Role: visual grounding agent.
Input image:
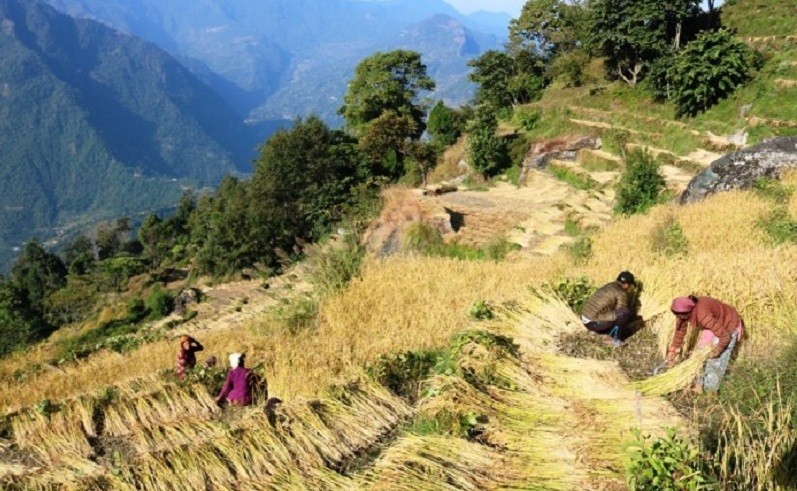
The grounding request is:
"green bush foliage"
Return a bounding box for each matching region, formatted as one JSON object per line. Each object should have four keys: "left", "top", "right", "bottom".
{"left": 306, "top": 234, "right": 366, "bottom": 297}
{"left": 626, "top": 428, "right": 712, "bottom": 491}
{"left": 614, "top": 150, "right": 667, "bottom": 215}
{"left": 651, "top": 216, "right": 690, "bottom": 257}
{"left": 427, "top": 101, "right": 465, "bottom": 147}
{"left": 565, "top": 236, "right": 593, "bottom": 264}
{"left": 668, "top": 29, "right": 757, "bottom": 117}
{"left": 467, "top": 106, "right": 511, "bottom": 177}
{"left": 469, "top": 300, "right": 495, "bottom": 321}
{"left": 544, "top": 276, "right": 596, "bottom": 314}
{"left": 757, "top": 207, "right": 797, "bottom": 244}
{"left": 268, "top": 297, "right": 319, "bottom": 335}
{"left": 367, "top": 349, "right": 441, "bottom": 401}
{"left": 144, "top": 287, "right": 174, "bottom": 320}
{"left": 753, "top": 177, "right": 793, "bottom": 204}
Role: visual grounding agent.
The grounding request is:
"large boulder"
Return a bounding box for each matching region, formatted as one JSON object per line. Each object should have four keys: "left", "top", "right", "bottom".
{"left": 520, "top": 136, "right": 599, "bottom": 184}
{"left": 680, "top": 137, "right": 797, "bottom": 204}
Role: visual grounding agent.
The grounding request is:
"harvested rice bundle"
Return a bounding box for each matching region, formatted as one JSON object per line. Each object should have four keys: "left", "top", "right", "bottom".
{"left": 632, "top": 348, "right": 711, "bottom": 396}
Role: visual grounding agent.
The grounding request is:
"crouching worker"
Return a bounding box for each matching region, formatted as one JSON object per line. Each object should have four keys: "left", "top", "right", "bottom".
{"left": 216, "top": 353, "right": 255, "bottom": 406}
{"left": 667, "top": 295, "right": 744, "bottom": 393}
{"left": 581, "top": 271, "right": 637, "bottom": 347}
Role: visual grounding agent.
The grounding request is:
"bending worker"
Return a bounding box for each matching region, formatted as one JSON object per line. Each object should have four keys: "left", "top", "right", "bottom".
{"left": 581, "top": 271, "right": 636, "bottom": 347}
{"left": 667, "top": 295, "right": 744, "bottom": 393}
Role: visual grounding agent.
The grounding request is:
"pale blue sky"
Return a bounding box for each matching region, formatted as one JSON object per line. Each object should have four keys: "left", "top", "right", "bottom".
{"left": 445, "top": 0, "right": 526, "bottom": 16}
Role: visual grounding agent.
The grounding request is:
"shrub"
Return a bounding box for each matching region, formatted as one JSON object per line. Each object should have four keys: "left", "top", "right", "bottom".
{"left": 544, "top": 277, "right": 596, "bottom": 314}
{"left": 669, "top": 29, "right": 757, "bottom": 117}
{"left": 402, "top": 221, "right": 444, "bottom": 252}
{"left": 268, "top": 297, "right": 319, "bottom": 335}
{"left": 469, "top": 300, "right": 494, "bottom": 321}
{"left": 550, "top": 49, "right": 590, "bottom": 87}
{"left": 549, "top": 165, "right": 597, "bottom": 190}
{"left": 753, "top": 177, "right": 793, "bottom": 204}
{"left": 626, "top": 428, "right": 712, "bottom": 491}
{"left": 651, "top": 216, "right": 690, "bottom": 257}
{"left": 145, "top": 287, "right": 174, "bottom": 320}
{"left": 565, "top": 236, "right": 593, "bottom": 264}
{"left": 467, "top": 106, "right": 510, "bottom": 177}
{"left": 615, "top": 150, "right": 667, "bottom": 215}
{"left": 757, "top": 207, "right": 797, "bottom": 244}
{"left": 484, "top": 238, "right": 521, "bottom": 261}
{"left": 306, "top": 234, "right": 366, "bottom": 297}
{"left": 367, "top": 349, "right": 441, "bottom": 401}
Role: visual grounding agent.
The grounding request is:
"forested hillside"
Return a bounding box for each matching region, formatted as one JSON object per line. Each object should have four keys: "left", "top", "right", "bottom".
{"left": 44, "top": 0, "right": 507, "bottom": 123}
{"left": 1, "top": 0, "right": 797, "bottom": 489}
{"left": 0, "top": 0, "right": 268, "bottom": 268}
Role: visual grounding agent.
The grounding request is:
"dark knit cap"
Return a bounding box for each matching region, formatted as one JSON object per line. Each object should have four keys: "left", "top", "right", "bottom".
{"left": 617, "top": 271, "right": 636, "bottom": 285}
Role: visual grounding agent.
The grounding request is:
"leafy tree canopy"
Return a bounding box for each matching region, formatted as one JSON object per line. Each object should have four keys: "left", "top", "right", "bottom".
{"left": 11, "top": 240, "right": 67, "bottom": 312}
{"left": 468, "top": 50, "right": 546, "bottom": 109}
{"left": 339, "top": 50, "right": 435, "bottom": 138}
{"left": 508, "top": 0, "right": 588, "bottom": 59}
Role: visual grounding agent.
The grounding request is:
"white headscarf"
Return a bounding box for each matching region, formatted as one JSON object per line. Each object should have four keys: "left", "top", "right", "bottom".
{"left": 229, "top": 352, "right": 243, "bottom": 368}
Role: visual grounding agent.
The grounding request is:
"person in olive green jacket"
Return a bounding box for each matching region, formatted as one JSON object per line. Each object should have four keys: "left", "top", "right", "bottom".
{"left": 581, "top": 271, "right": 636, "bottom": 346}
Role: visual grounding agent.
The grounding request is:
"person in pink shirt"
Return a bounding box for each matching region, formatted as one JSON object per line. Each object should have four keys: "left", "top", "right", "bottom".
{"left": 215, "top": 352, "right": 255, "bottom": 406}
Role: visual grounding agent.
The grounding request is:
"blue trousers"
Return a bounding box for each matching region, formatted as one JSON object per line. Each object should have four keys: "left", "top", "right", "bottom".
{"left": 699, "top": 331, "right": 738, "bottom": 392}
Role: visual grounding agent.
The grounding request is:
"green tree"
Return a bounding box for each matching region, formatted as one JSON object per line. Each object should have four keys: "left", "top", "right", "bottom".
{"left": 248, "top": 117, "right": 361, "bottom": 269}
{"left": 43, "top": 276, "right": 98, "bottom": 327}
{"left": 339, "top": 50, "right": 435, "bottom": 138}
{"left": 668, "top": 29, "right": 756, "bottom": 117}
{"left": 468, "top": 50, "right": 546, "bottom": 109}
{"left": 11, "top": 240, "right": 67, "bottom": 313}
{"left": 467, "top": 106, "right": 510, "bottom": 177}
{"left": 589, "top": 0, "right": 670, "bottom": 86}
{"left": 359, "top": 110, "right": 418, "bottom": 179}
{"left": 508, "top": 0, "right": 588, "bottom": 59}
{"left": 427, "top": 101, "right": 465, "bottom": 148}
{"left": 63, "top": 235, "right": 95, "bottom": 275}
{"left": 138, "top": 214, "right": 170, "bottom": 269}
{"left": 191, "top": 177, "right": 256, "bottom": 276}
{"left": 0, "top": 280, "right": 42, "bottom": 356}
{"left": 614, "top": 150, "right": 666, "bottom": 215}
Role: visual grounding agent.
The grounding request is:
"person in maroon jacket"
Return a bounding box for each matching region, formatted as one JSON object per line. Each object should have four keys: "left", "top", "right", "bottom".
{"left": 175, "top": 335, "right": 204, "bottom": 380}
{"left": 666, "top": 295, "right": 744, "bottom": 393}
{"left": 215, "top": 352, "right": 256, "bottom": 406}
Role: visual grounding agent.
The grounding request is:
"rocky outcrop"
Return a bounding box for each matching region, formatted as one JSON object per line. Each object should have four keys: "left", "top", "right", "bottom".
{"left": 680, "top": 137, "right": 797, "bottom": 204}
{"left": 520, "top": 136, "right": 599, "bottom": 184}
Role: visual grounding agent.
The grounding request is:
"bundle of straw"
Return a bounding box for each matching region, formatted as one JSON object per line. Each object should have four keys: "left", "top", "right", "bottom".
{"left": 632, "top": 348, "right": 711, "bottom": 396}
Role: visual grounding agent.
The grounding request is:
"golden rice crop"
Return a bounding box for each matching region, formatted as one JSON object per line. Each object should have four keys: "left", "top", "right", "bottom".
{"left": 632, "top": 348, "right": 712, "bottom": 396}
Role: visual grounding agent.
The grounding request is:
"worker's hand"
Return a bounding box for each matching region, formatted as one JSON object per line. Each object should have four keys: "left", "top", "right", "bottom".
{"left": 666, "top": 352, "right": 677, "bottom": 368}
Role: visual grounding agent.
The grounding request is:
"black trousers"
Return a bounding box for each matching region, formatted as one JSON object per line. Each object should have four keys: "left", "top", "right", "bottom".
{"left": 584, "top": 307, "right": 633, "bottom": 334}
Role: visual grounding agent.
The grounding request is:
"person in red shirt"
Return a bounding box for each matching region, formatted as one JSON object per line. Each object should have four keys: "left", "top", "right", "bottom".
{"left": 216, "top": 352, "right": 256, "bottom": 406}
{"left": 666, "top": 295, "right": 744, "bottom": 393}
{"left": 175, "top": 335, "right": 204, "bottom": 380}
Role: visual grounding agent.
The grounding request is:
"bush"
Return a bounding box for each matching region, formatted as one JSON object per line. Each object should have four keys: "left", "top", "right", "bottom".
{"left": 467, "top": 106, "right": 510, "bottom": 177}
{"left": 367, "top": 349, "right": 441, "bottom": 401}
{"left": 550, "top": 49, "right": 590, "bottom": 88}
{"left": 306, "top": 234, "right": 366, "bottom": 297}
{"left": 669, "top": 29, "right": 757, "bottom": 117}
{"left": 402, "top": 221, "right": 444, "bottom": 252}
{"left": 469, "top": 300, "right": 494, "bottom": 320}
{"left": 651, "top": 216, "right": 690, "bottom": 257}
{"left": 544, "top": 277, "right": 596, "bottom": 314}
{"left": 565, "top": 236, "right": 593, "bottom": 264}
{"left": 626, "top": 428, "right": 712, "bottom": 491}
{"left": 145, "top": 287, "right": 174, "bottom": 320}
{"left": 753, "top": 177, "right": 793, "bottom": 204}
{"left": 268, "top": 297, "right": 319, "bottom": 335}
{"left": 757, "top": 207, "right": 797, "bottom": 244}
{"left": 615, "top": 150, "right": 667, "bottom": 215}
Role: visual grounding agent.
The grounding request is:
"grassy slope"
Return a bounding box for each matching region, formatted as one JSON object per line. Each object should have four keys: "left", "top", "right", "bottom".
{"left": 2, "top": 1, "right": 797, "bottom": 487}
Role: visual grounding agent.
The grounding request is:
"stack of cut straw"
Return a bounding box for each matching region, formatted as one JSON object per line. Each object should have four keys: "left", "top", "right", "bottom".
{"left": 632, "top": 348, "right": 712, "bottom": 396}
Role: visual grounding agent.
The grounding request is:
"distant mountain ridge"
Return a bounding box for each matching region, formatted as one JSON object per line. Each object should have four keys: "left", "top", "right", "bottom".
{"left": 0, "top": 0, "right": 269, "bottom": 267}
{"left": 44, "top": 0, "right": 509, "bottom": 123}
